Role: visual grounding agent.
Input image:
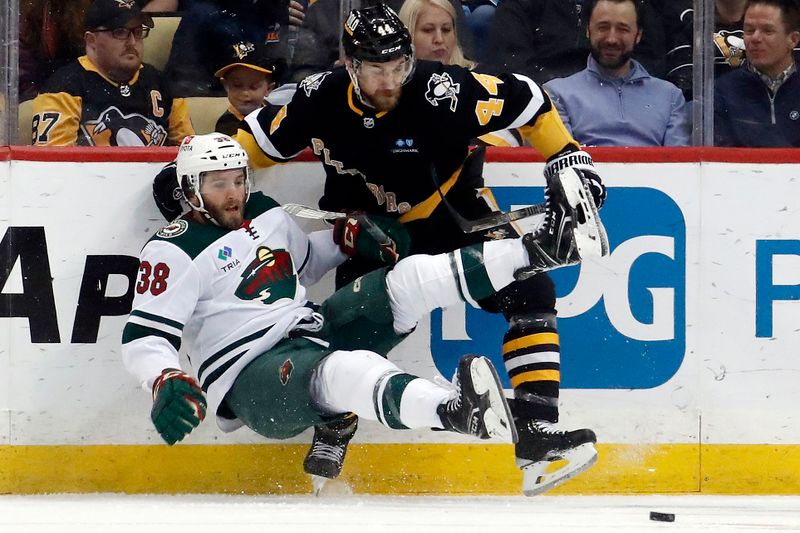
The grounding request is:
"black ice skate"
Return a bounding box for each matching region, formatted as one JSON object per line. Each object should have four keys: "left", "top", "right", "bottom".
{"left": 304, "top": 414, "right": 358, "bottom": 491}
{"left": 437, "top": 355, "right": 517, "bottom": 442}
{"left": 516, "top": 167, "right": 609, "bottom": 280}
{"left": 515, "top": 418, "right": 598, "bottom": 496}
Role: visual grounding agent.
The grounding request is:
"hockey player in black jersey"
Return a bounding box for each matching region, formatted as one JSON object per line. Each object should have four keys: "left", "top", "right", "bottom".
{"left": 153, "top": 3, "right": 609, "bottom": 495}
{"left": 242, "top": 3, "right": 610, "bottom": 496}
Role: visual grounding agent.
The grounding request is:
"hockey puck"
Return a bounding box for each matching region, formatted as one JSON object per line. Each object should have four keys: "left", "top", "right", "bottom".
{"left": 649, "top": 511, "right": 675, "bottom": 522}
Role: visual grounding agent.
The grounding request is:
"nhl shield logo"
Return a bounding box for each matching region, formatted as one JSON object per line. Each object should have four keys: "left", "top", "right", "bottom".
{"left": 279, "top": 359, "right": 294, "bottom": 385}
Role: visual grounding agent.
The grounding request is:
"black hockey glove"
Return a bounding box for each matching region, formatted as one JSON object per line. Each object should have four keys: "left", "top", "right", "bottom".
{"left": 544, "top": 149, "right": 606, "bottom": 208}
{"left": 333, "top": 215, "right": 410, "bottom": 265}
{"left": 153, "top": 162, "right": 184, "bottom": 221}
{"left": 151, "top": 368, "right": 207, "bottom": 445}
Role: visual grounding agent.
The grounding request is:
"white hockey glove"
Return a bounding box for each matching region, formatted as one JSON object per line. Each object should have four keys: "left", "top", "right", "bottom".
{"left": 544, "top": 150, "right": 606, "bottom": 208}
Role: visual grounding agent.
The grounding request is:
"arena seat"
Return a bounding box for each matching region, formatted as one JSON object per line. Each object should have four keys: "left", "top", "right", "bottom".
{"left": 185, "top": 97, "right": 231, "bottom": 135}
{"left": 18, "top": 99, "right": 34, "bottom": 145}
{"left": 143, "top": 16, "right": 181, "bottom": 71}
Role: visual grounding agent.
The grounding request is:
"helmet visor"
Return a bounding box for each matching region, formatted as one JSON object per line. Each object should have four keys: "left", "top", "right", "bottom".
{"left": 353, "top": 55, "right": 414, "bottom": 87}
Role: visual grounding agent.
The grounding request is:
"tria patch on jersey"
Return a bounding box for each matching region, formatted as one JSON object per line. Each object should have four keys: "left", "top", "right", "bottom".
{"left": 157, "top": 219, "right": 189, "bottom": 238}
{"left": 279, "top": 358, "right": 294, "bottom": 385}
{"left": 425, "top": 72, "right": 460, "bottom": 112}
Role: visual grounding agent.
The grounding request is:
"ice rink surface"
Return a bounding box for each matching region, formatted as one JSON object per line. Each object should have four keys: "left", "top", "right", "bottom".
{"left": 1, "top": 492, "right": 799, "bottom": 532}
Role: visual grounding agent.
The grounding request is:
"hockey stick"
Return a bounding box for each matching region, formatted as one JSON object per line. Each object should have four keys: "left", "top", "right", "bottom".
{"left": 282, "top": 203, "right": 399, "bottom": 261}
{"left": 284, "top": 198, "right": 546, "bottom": 235}
{"left": 428, "top": 166, "right": 546, "bottom": 233}
{"left": 282, "top": 203, "right": 348, "bottom": 221}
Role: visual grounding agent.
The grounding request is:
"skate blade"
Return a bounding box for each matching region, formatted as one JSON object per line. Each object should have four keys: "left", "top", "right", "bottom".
{"left": 517, "top": 442, "right": 598, "bottom": 496}
{"left": 310, "top": 474, "right": 353, "bottom": 497}
{"left": 469, "top": 357, "right": 518, "bottom": 443}
{"left": 557, "top": 168, "right": 609, "bottom": 259}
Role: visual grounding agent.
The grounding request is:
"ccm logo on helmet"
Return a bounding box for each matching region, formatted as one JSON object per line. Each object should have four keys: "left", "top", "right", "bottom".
{"left": 382, "top": 45, "right": 402, "bottom": 54}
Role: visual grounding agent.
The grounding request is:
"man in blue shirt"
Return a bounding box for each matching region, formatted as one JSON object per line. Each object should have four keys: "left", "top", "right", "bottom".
{"left": 543, "top": 0, "right": 690, "bottom": 147}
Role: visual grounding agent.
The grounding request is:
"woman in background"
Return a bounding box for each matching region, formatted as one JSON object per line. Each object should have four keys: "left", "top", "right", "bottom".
{"left": 399, "top": 0, "right": 475, "bottom": 68}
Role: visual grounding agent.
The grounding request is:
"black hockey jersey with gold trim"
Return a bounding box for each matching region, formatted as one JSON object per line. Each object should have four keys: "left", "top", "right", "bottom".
{"left": 31, "top": 56, "right": 194, "bottom": 146}
{"left": 240, "top": 61, "right": 580, "bottom": 253}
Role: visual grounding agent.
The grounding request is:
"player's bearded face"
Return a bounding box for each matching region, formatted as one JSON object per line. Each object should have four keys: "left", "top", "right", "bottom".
{"left": 354, "top": 57, "right": 410, "bottom": 112}
{"left": 199, "top": 169, "right": 248, "bottom": 230}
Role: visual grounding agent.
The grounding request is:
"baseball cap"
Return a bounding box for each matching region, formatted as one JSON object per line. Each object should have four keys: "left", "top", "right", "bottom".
{"left": 84, "top": 0, "right": 154, "bottom": 31}
{"left": 214, "top": 41, "right": 275, "bottom": 78}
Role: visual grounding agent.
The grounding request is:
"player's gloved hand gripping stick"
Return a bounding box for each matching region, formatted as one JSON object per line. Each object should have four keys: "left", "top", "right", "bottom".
{"left": 282, "top": 205, "right": 410, "bottom": 264}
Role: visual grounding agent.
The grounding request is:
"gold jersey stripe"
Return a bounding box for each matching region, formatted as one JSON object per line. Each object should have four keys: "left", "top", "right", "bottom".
{"left": 398, "top": 165, "right": 461, "bottom": 224}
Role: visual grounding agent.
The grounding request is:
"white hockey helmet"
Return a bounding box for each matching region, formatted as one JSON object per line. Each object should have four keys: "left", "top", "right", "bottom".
{"left": 175, "top": 133, "right": 251, "bottom": 221}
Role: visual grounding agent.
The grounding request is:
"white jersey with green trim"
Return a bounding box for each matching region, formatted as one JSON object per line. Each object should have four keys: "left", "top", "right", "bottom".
{"left": 121, "top": 192, "right": 345, "bottom": 432}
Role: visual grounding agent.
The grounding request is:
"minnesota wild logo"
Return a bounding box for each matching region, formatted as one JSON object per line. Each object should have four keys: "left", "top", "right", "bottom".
{"left": 235, "top": 246, "right": 296, "bottom": 304}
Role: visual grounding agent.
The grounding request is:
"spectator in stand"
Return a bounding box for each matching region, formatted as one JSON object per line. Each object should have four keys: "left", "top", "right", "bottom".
{"left": 543, "top": 0, "right": 690, "bottom": 147}
{"left": 163, "top": 0, "right": 291, "bottom": 97}
{"left": 715, "top": 0, "right": 800, "bottom": 147}
{"left": 31, "top": 0, "right": 193, "bottom": 146}
{"left": 19, "top": 0, "right": 184, "bottom": 101}
{"left": 399, "top": 0, "right": 475, "bottom": 68}
{"left": 486, "top": 0, "right": 667, "bottom": 86}
{"left": 212, "top": 41, "right": 276, "bottom": 136}
{"left": 19, "top": 0, "right": 93, "bottom": 101}
{"left": 289, "top": 0, "right": 472, "bottom": 82}
{"left": 665, "top": 0, "right": 749, "bottom": 100}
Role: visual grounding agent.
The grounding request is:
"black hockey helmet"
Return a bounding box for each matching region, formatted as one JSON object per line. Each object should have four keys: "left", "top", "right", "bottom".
{"left": 342, "top": 3, "right": 413, "bottom": 63}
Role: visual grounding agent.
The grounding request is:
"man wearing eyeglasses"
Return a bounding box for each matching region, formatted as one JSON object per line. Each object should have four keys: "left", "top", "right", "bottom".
{"left": 31, "top": 0, "right": 194, "bottom": 146}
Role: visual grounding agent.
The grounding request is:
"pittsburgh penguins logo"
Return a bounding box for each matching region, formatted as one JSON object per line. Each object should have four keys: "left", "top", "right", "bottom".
{"left": 235, "top": 246, "right": 297, "bottom": 304}
{"left": 425, "top": 72, "right": 460, "bottom": 112}
{"left": 82, "top": 106, "right": 167, "bottom": 146}
{"left": 713, "top": 30, "right": 745, "bottom": 67}
{"left": 232, "top": 41, "right": 256, "bottom": 60}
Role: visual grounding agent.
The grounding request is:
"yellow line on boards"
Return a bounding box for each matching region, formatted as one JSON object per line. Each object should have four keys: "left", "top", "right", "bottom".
{"left": 0, "top": 444, "right": 798, "bottom": 495}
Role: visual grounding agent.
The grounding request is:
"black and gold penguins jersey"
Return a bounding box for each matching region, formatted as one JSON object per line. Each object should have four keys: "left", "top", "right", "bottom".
{"left": 31, "top": 56, "right": 194, "bottom": 146}
{"left": 238, "top": 61, "right": 581, "bottom": 254}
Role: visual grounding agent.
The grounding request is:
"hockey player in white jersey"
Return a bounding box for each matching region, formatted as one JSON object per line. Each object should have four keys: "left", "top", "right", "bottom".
{"left": 122, "top": 133, "right": 606, "bottom": 490}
